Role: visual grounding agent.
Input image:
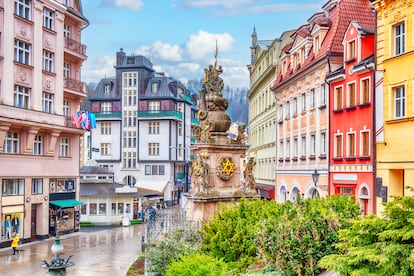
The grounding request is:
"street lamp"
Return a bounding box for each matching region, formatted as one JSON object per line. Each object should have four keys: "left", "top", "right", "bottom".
{"left": 312, "top": 169, "right": 319, "bottom": 186}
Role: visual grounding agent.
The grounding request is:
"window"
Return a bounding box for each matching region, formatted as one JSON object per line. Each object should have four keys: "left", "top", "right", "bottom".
{"left": 145, "top": 165, "right": 151, "bottom": 175}
{"left": 361, "top": 78, "right": 370, "bottom": 104}
{"left": 149, "top": 122, "right": 159, "bottom": 134}
{"left": 335, "top": 134, "right": 342, "bottom": 158}
{"left": 278, "top": 104, "right": 283, "bottom": 121}
{"left": 63, "top": 24, "right": 71, "bottom": 38}
{"left": 347, "top": 40, "right": 356, "bottom": 60}
{"left": 310, "top": 134, "right": 316, "bottom": 155}
{"left": 63, "top": 63, "right": 70, "bottom": 78}
{"left": 320, "top": 132, "right": 326, "bottom": 154}
{"left": 43, "top": 8, "right": 54, "bottom": 30}
{"left": 123, "top": 151, "right": 136, "bottom": 169}
{"left": 101, "top": 102, "right": 112, "bottom": 113}
{"left": 123, "top": 131, "right": 136, "bottom": 148}
{"left": 4, "top": 132, "right": 19, "bottom": 154}
{"left": 286, "top": 139, "right": 290, "bottom": 158}
{"left": 178, "top": 123, "right": 183, "bottom": 136}
{"left": 2, "top": 179, "right": 24, "bottom": 196}
{"left": 14, "top": 0, "right": 31, "bottom": 20}
{"left": 347, "top": 82, "right": 356, "bottom": 107}
{"left": 31, "top": 178, "right": 43, "bottom": 194}
{"left": 99, "top": 203, "right": 107, "bottom": 215}
{"left": 100, "top": 143, "right": 111, "bottom": 156}
{"left": 118, "top": 203, "right": 124, "bottom": 214}
{"left": 122, "top": 72, "right": 137, "bottom": 88}
{"left": 293, "top": 98, "right": 297, "bottom": 115}
{"left": 159, "top": 165, "right": 165, "bottom": 175}
{"left": 148, "top": 143, "right": 159, "bottom": 156}
{"left": 338, "top": 186, "right": 354, "bottom": 196}
{"left": 302, "top": 93, "right": 306, "bottom": 112}
{"left": 42, "top": 92, "right": 54, "bottom": 113}
{"left": 177, "top": 103, "right": 184, "bottom": 113}
{"left": 394, "top": 86, "right": 405, "bottom": 119}
{"left": 149, "top": 101, "right": 160, "bottom": 112}
{"left": 347, "top": 132, "right": 356, "bottom": 157}
{"left": 151, "top": 82, "right": 158, "bottom": 93}
{"left": 320, "top": 84, "right": 326, "bottom": 105}
{"left": 101, "top": 122, "right": 111, "bottom": 135}
{"left": 152, "top": 165, "right": 158, "bottom": 175}
{"left": 301, "top": 136, "right": 306, "bottom": 157}
{"left": 42, "top": 50, "right": 54, "bottom": 72}
{"left": 279, "top": 141, "right": 284, "bottom": 159}
{"left": 285, "top": 101, "right": 290, "bottom": 117}
{"left": 59, "top": 137, "right": 70, "bottom": 157}
{"left": 63, "top": 99, "right": 70, "bottom": 116}
{"left": 314, "top": 36, "right": 320, "bottom": 52}
{"left": 33, "top": 135, "right": 43, "bottom": 155}
{"left": 104, "top": 84, "right": 110, "bottom": 95}
{"left": 49, "top": 178, "right": 75, "bottom": 193}
{"left": 335, "top": 86, "right": 343, "bottom": 111}
{"left": 310, "top": 89, "right": 315, "bottom": 109}
{"left": 293, "top": 138, "right": 298, "bottom": 157}
{"left": 178, "top": 144, "right": 183, "bottom": 157}
{"left": 14, "top": 40, "right": 31, "bottom": 65}
{"left": 14, "top": 85, "right": 30, "bottom": 109}
{"left": 89, "top": 203, "right": 97, "bottom": 215}
{"left": 394, "top": 22, "right": 405, "bottom": 56}
{"left": 361, "top": 131, "right": 370, "bottom": 157}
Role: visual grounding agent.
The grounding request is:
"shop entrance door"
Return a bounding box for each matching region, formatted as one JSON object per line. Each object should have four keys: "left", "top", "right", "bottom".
{"left": 31, "top": 204, "right": 37, "bottom": 240}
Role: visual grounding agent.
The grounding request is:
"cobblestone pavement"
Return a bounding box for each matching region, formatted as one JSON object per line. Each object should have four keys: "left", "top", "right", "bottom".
{"left": 0, "top": 224, "right": 144, "bottom": 276}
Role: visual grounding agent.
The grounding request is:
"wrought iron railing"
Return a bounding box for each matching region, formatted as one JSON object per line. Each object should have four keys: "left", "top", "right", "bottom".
{"left": 64, "top": 38, "right": 87, "bottom": 56}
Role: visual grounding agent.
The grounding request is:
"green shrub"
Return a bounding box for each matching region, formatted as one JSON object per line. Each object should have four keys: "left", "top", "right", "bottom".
{"left": 166, "top": 253, "right": 227, "bottom": 276}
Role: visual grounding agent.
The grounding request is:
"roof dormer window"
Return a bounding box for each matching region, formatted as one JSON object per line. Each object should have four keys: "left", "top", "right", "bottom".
{"left": 314, "top": 35, "right": 320, "bottom": 53}
{"left": 104, "top": 84, "right": 110, "bottom": 95}
{"left": 151, "top": 82, "right": 158, "bottom": 93}
{"left": 347, "top": 40, "right": 356, "bottom": 61}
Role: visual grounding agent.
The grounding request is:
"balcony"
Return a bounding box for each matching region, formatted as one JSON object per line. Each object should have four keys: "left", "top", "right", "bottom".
{"left": 64, "top": 38, "right": 87, "bottom": 58}
{"left": 137, "top": 110, "right": 182, "bottom": 121}
{"left": 191, "top": 117, "right": 200, "bottom": 126}
{"left": 95, "top": 112, "right": 122, "bottom": 120}
{"left": 64, "top": 78, "right": 85, "bottom": 95}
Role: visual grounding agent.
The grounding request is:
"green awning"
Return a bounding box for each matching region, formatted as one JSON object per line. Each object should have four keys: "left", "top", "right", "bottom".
{"left": 50, "top": 199, "right": 85, "bottom": 208}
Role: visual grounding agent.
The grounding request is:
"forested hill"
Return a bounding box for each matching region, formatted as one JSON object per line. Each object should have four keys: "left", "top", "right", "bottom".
{"left": 186, "top": 79, "right": 249, "bottom": 126}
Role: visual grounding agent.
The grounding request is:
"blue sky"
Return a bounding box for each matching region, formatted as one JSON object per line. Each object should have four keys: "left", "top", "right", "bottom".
{"left": 81, "top": 0, "right": 324, "bottom": 89}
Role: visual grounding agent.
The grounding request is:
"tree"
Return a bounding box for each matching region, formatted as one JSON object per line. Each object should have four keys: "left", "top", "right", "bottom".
{"left": 319, "top": 195, "right": 414, "bottom": 275}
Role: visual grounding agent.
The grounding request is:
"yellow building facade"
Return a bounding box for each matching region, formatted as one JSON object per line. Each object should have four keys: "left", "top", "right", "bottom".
{"left": 373, "top": 0, "right": 414, "bottom": 214}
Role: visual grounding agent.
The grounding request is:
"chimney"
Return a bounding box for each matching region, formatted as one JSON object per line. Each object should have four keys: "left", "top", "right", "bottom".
{"left": 116, "top": 48, "right": 125, "bottom": 65}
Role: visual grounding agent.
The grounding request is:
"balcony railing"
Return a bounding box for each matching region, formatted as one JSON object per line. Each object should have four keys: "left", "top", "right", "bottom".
{"left": 64, "top": 78, "right": 85, "bottom": 93}
{"left": 191, "top": 117, "right": 200, "bottom": 125}
{"left": 64, "top": 38, "right": 87, "bottom": 57}
{"left": 137, "top": 110, "right": 182, "bottom": 120}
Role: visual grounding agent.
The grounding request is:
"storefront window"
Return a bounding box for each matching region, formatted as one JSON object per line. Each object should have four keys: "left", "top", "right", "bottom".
{"left": 111, "top": 203, "right": 116, "bottom": 214}
{"left": 89, "top": 203, "right": 97, "bottom": 215}
{"left": 99, "top": 203, "right": 106, "bottom": 215}
{"left": 55, "top": 209, "right": 74, "bottom": 232}
{"left": 2, "top": 213, "right": 23, "bottom": 240}
{"left": 126, "top": 203, "right": 131, "bottom": 214}
{"left": 118, "top": 203, "right": 124, "bottom": 214}
{"left": 80, "top": 205, "right": 86, "bottom": 215}
{"left": 2, "top": 179, "right": 24, "bottom": 196}
{"left": 49, "top": 178, "right": 76, "bottom": 193}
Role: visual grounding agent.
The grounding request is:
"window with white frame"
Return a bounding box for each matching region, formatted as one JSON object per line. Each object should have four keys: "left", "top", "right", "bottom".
{"left": 360, "top": 130, "right": 370, "bottom": 157}
{"left": 334, "top": 133, "right": 343, "bottom": 158}
{"left": 122, "top": 151, "right": 136, "bottom": 168}
{"left": 149, "top": 101, "right": 160, "bottom": 112}
{"left": 347, "top": 40, "right": 356, "bottom": 60}
{"left": 394, "top": 86, "right": 405, "bottom": 119}
{"left": 123, "top": 131, "right": 136, "bottom": 148}
{"left": 14, "top": 85, "right": 30, "bottom": 108}
{"left": 148, "top": 122, "right": 160, "bottom": 134}
{"left": 33, "top": 135, "right": 43, "bottom": 155}
{"left": 14, "top": 0, "right": 31, "bottom": 20}
{"left": 178, "top": 122, "right": 183, "bottom": 136}
{"left": 293, "top": 137, "right": 298, "bottom": 157}
{"left": 310, "top": 89, "right": 315, "bottom": 109}
{"left": 63, "top": 63, "right": 70, "bottom": 78}
{"left": 347, "top": 132, "right": 356, "bottom": 157}
{"left": 43, "top": 8, "right": 54, "bottom": 30}
{"left": 279, "top": 141, "right": 284, "bottom": 159}
{"left": 2, "top": 179, "right": 24, "bottom": 196}
{"left": 63, "top": 99, "right": 70, "bottom": 116}
{"left": 100, "top": 143, "right": 111, "bottom": 156}
{"left": 301, "top": 136, "right": 306, "bottom": 157}
{"left": 286, "top": 139, "right": 290, "bottom": 158}
{"left": 394, "top": 22, "right": 405, "bottom": 56}
{"left": 64, "top": 24, "right": 71, "bottom": 38}
{"left": 334, "top": 86, "right": 343, "bottom": 111}
{"left": 101, "top": 122, "right": 111, "bottom": 135}
{"left": 310, "top": 134, "right": 316, "bottom": 155}
{"left": 151, "top": 82, "right": 158, "bottom": 93}
{"left": 293, "top": 98, "right": 297, "bottom": 116}
{"left": 302, "top": 93, "right": 306, "bottom": 112}
{"left": 285, "top": 101, "right": 290, "bottom": 117}
{"left": 59, "top": 137, "right": 70, "bottom": 157}
{"left": 347, "top": 82, "right": 356, "bottom": 107}
{"left": 178, "top": 144, "right": 183, "bottom": 156}
{"left": 320, "top": 132, "right": 326, "bottom": 154}
{"left": 104, "top": 84, "right": 110, "bottom": 95}
{"left": 42, "top": 50, "right": 54, "bottom": 72}
{"left": 278, "top": 104, "right": 283, "bottom": 121}
{"left": 14, "top": 39, "right": 31, "bottom": 65}
{"left": 177, "top": 103, "right": 183, "bottom": 113}
{"left": 361, "top": 78, "right": 370, "bottom": 104}
{"left": 148, "top": 143, "right": 160, "bottom": 156}
{"left": 4, "top": 132, "right": 19, "bottom": 154}
{"left": 320, "top": 84, "right": 326, "bottom": 105}
{"left": 101, "top": 102, "right": 112, "bottom": 113}
{"left": 42, "top": 92, "right": 54, "bottom": 113}
{"left": 31, "top": 178, "right": 43, "bottom": 194}
{"left": 122, "top": 72, "right": 137, "bottom": 88}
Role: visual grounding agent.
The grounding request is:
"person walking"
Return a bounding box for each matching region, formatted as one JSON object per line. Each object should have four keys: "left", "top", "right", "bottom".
{"left": 11, "top": 233, "right": 20, "bottom": 255}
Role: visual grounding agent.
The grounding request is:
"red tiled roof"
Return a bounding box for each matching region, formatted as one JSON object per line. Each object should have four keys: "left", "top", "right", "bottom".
{"left": 272, "top": 0, "right": 375, "bottom": 90}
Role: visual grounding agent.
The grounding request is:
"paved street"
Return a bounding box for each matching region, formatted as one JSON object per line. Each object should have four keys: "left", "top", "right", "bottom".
{"left": 0, "top": 224, "right": 145, "bottom": 276}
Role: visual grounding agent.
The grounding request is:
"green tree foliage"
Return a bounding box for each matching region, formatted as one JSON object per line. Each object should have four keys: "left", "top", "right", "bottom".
{"left": 319, "top": 196, "right": 414, "bottom": 275}
{"left": 165, "top": 253, "right": 228, "bottom": 276}
{"left": 257, "top": 196, "right": 360, "bottom": 275}
{"left": 146, "top": 227, "right": 200, "bottom": 275}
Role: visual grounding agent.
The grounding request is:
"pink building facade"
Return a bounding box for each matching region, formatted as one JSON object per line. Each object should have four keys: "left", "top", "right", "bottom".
{"left": 0, "top": 0, "right": 88, "bottom": 247}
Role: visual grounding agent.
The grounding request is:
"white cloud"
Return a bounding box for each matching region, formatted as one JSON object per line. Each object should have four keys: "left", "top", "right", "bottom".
{"left": 82, "top": 56, "right": 115, "bottom": 84}
{"left": 135, "top": 42, "right": 183, "bottom": 62}
{"left": 101, "top": 0, "right": 144, "bottom": 11}
{"left": 185, "top": 30, "right": 234, "bottom": 60}
{"left": 178, "top": 0, "right": 254, "bottom": 9}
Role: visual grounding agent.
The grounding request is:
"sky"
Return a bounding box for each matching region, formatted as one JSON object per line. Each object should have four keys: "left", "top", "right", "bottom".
{"left": 81, "top": 0, "right": 325, "bottom": 89}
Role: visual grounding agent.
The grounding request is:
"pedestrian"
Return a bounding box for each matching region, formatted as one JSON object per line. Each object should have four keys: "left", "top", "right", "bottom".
{"left": 11, "top": 233, "right": 19, "bottom": 255}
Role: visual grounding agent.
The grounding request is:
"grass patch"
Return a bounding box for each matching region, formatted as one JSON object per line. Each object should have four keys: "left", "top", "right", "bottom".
{"left": 80, "top": 221, "right": 95, "bottom": 227}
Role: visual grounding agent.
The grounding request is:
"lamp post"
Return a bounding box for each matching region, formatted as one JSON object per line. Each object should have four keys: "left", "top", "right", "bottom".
{"left": 41, "top": 233, "right": 74, "bottom": 275}
{"left": 311, "top": 169, "right": 320, "bottom": 199}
